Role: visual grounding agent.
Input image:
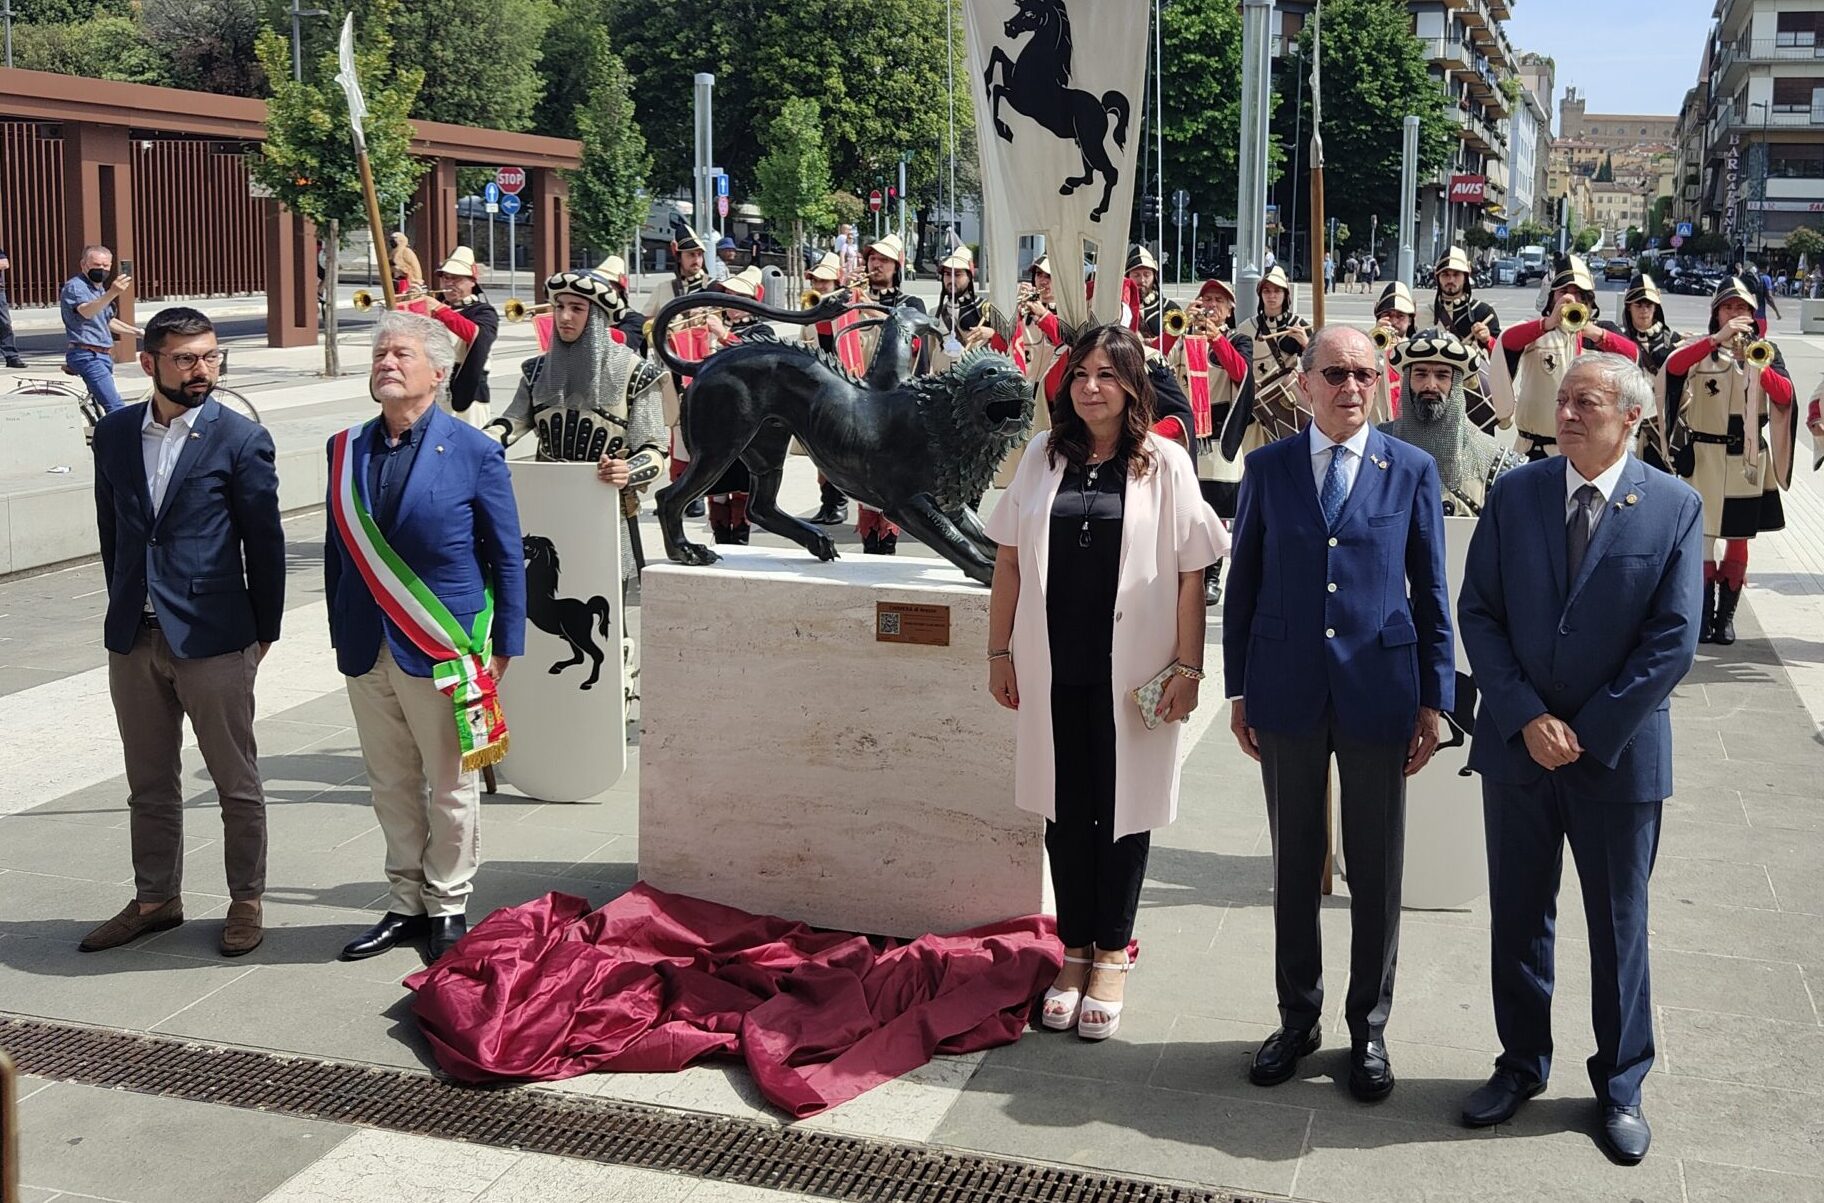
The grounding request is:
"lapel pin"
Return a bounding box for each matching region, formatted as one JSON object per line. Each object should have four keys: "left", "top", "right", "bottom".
{"left": 189, "top": 432, "right": 201, "bottom": 440}
{"left": 1624, "top": 492, "right": 1638, "bottom": 506}
{"left": 435, "top": 444, "right": 446, "bottom": 453}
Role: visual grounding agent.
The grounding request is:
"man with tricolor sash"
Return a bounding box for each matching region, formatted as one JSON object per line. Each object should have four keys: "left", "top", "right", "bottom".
{"left": 325, "top": 311, "right": 526, "bottom": 965}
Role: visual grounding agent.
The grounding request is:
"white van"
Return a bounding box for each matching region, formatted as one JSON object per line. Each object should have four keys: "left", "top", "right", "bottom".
{"left": 1516, "top": 245, "right": 1548, "bottom": 285}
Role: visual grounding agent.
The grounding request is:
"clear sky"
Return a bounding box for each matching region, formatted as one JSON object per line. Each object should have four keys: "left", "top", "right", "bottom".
{"left": 1501, "top": 0, "right": 1716, "bottom": 126}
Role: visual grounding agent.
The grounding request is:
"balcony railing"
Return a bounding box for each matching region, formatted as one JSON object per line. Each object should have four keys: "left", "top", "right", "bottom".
{"left": 1425, "top": 37, "right": 1472, "bottom": 73}
{"left": 1715, "top": 38, "right": 1824, "bottom": 81}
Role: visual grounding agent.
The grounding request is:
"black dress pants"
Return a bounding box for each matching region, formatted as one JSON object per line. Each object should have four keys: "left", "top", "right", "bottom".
{"left": 1047, "top": 680, "right": 1149, "bottom": 951}
{"left": 1257, "top": 714, "right": 1407, "bottom": 1042}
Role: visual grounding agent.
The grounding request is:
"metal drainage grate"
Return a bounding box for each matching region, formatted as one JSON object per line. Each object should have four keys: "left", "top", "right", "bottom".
{"left": 0, "top": 1015, "right": 1302, "bottom": 1203}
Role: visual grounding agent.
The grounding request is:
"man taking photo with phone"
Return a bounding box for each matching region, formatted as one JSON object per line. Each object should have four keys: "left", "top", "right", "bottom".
{"left": 62, "top": 245, "right": 142, "bottom": 415}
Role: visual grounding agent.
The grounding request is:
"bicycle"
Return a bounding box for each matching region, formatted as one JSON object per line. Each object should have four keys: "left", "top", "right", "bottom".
{"left": 6, "top": 371, "right": 261, "bottom": 447}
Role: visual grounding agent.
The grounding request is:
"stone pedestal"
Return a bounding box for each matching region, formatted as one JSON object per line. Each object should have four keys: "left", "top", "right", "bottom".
{"left": 639, "top": 547, "right": 1045, "bottom": 938}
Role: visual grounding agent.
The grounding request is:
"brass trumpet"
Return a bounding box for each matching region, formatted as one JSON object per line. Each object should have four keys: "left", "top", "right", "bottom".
{"left": 800, "top": 287, "right": 827, "bottom": 309}
{"left": 1163, "top": 309, "right": 1190, "bottom": 339}
{"left": 1559, "top": 301, "right": 1590, "bottom": 333}
{"left": 1740, "top": 337, "right": 1775, "bottom": 368}
{"left": 1370, "top": 325, "right": 1398, "bottom": 352}
{"left": 503, "top": 298, "right": 553, "bottom": 323}
{"left": 353, "top": 286, "right": 450, "bottom": 311}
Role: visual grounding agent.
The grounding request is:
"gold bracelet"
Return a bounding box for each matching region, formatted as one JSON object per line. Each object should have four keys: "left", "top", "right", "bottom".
{"left": 1171, "top": 662, "right": 1206, "bottom": 681}
{"left": 987, "top": 649, "right": 1012, "bottom": 662}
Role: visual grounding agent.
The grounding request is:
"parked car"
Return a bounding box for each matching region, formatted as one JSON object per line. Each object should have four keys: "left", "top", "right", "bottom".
{"left": 1515, "top": 245, "right": 1549, "bottom": 286}
{"left": 1604, "top": 256, "right": 1635, "bottom": 281}
{"left": 1491, "top": 257, "right": 1522, "bottom": 286}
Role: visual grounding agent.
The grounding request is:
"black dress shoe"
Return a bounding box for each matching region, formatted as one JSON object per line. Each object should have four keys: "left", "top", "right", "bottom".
{"left": 428, "top": 914, "right": 469, "bottom": 961}
{"left": 1599, "top": 1105, "right": 1651, "bottom": 1164}
{"left": 340, "top": 912, "right": 428, "bottom": 961}
{"left": 1348, "top": 1039, "right": 1395, "bottom": 1101}
{"left": 1249, "top": 1024, "right": 1321, "bottom": 1086}
{"left": 685, "top": 498, "right": 707, "bottom": 519}
{"left": 1461, "top": 1069, "right": 1544, "bottom": 1126}
{"left": 809, "top": 500, "right": 849, "bottom": 526}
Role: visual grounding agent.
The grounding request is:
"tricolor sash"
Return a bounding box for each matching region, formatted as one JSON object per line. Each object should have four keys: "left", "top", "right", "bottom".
{"left": 329, "top": 426, "right": 509, "bottom": 772}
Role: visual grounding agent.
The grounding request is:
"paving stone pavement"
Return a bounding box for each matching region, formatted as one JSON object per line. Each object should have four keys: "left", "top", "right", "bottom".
{"left": 3, "top": 290, "right": 1824, "bottom": 1202}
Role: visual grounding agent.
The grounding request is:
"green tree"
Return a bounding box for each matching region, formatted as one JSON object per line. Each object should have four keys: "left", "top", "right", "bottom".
{"left": 1462, "top": 226, "right": 1497, "bottom": 251}
{"left": 754, "top": 98, "right": 837, "bottom": 289}
{"left": 141, "top": 0, "right": 265, "bottom": 96}
{"left": 13, "top": 0, "right": 130, "bottom": 21}
{"left": 1594, "top": 154, "right": 1614, "bottom": 183}
{"left": 1162, "top": 0, "right": 1254, "bottom": 227}
{"left": 568, "top": 29, "right": 652, "bottom": 262}
{"left": 1573, "top": 227, "right": 1601, "bottom": 253}
{"left": 1294, "top": 0, "right": 1455, "bottom": 253}
{"left": 532, "top": 0, "right": 605, "bottom": 139}
{"left": 249, "top": 5, "right": 428, "bottom": 376}
{"left": 389, "top": 0, "right": 553, "bottom": 131}
{"left": 12, "top": 14, "right": 167, "bottom": 84}
{"left": 1784, "top": 226, "right": 1824, "bottom": 261}
{"left": 1513, "top": 218, "right": 1553, "bottom": 247}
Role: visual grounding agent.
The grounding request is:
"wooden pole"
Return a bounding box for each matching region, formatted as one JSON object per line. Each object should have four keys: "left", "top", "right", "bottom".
{"left": 356, "top": 151, "right": 397, "bottom": 309}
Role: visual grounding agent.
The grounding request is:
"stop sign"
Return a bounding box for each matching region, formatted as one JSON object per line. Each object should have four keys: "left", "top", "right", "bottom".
{"left": 496, "top": 166, "right": 527, "bottom": 195}
{"left": 868, "top": 189, "right": 883, "bottom": 213}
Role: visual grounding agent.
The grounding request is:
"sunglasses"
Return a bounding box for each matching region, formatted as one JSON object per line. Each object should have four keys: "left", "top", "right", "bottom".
{"left": 1315, "top": 366, "right": 1380, "bottom": 388}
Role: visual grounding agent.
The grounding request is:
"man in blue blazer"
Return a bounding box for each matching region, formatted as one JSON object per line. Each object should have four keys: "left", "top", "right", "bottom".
{"left": 1457, "top": 353, "right": 1703, "bottom": 1164}
{"left": 89, "top": 307, "right": 284, "bottom": 957}
{"left": 326, "top": 311, "right": 525, "bottom": 964}
{"left": 1224, "top": 326, "right": 1454, "bottom": 1102}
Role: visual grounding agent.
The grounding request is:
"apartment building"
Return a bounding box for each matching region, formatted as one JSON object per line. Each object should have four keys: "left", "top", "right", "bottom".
{"left": 1412, "top": 0, "right": 1521, "bottom": 259}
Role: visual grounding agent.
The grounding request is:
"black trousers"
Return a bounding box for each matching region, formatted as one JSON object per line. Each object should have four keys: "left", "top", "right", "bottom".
{"left": 1047, "top": 680, "right": 1149, "bottom": 950}
{"left": 0, "top": 290, "right": 17, "bottom": 360}
{"left": 1257, "top": 715, "right": 1407, "bottom": 1041}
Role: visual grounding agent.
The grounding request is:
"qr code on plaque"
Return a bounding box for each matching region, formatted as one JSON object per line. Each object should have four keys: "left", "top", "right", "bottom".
{"left": 878, "top": 611, "right": 902, "bottom": 636}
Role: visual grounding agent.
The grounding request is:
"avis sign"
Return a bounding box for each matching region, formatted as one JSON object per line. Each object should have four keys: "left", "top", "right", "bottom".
{"left": 1448, "top": 174, "right": 1487, "bottom": 205}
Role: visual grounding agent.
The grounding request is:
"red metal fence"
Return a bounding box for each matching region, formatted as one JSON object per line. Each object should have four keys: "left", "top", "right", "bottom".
{"left": 0, "top": 123, "right": 265, "bottom": 306}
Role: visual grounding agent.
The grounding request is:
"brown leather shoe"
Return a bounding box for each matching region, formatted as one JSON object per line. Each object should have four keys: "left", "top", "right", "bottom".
{"left": 220, "top": 900, "right": 263, "bottom": 957}
{"left": 79, "top": 897, "right": 184, "bottom": 952}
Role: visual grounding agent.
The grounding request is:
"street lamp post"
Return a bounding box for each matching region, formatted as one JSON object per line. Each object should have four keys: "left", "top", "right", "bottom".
{"left": 1288, "top": 44, "right": 1305, "bottom": 272}
{"left": 3, "top": 0, "right": 15, "bottom": 71}
{"left": 289, "top": 0, "right": 326, "bottom": 83}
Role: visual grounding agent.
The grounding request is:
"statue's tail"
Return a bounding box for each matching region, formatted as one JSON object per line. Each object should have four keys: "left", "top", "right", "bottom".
{"left": 649, "top": 291, "right": 869, "bottom": 377}
{"left": 1103, "top": 90, "right": 1129, "bottom": 148}
{"left": 591, "top": 596, "right": 612, "bottom": 640}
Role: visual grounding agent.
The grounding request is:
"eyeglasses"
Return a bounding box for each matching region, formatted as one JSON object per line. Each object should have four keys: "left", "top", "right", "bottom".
{"left": 153, "top": 350, "right": 226, "bottom": 371}
{"left": 1316, "top": 366, "right": 1380, "bottom": 388}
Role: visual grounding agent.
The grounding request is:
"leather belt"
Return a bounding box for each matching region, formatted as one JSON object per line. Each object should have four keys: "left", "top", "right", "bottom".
{"left": 69, "top": 342, "right": 112, "bottom": 354}
{"left": 140, "top": 611, "right": 161, "bottom": 628}
{"left": 1688, "top": 430, "right": 1731, "bottom": 445}
{"left": 1519, "top": 429, "right": 1557, "bottom": 446}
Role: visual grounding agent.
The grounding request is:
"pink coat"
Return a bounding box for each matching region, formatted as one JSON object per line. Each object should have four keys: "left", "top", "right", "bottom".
{"left": 984, "top": 432, "right": 1230, "bottom": 838}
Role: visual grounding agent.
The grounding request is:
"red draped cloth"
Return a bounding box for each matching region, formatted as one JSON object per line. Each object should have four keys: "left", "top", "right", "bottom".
{"left": 405, "top": 884, "right": 1063, "bottom": 1118}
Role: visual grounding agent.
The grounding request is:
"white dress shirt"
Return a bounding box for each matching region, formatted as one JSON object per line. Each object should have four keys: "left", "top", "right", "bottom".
{"left": 1308, "top": 421, "right": 1372, "bottom": 501}
{"left": 143, "top": 401, "right": 199, "bottom": 515}
{"left": 1564, "top": 451, "right": 1630, "bottom": 537}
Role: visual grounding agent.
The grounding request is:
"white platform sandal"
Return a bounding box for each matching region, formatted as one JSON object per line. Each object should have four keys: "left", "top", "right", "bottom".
{"left": 1077, "top": 957, "right": 1132, "bottom": 1041}
{"left": 1041, "top": 954, "right": 1094, "bottom": 1031}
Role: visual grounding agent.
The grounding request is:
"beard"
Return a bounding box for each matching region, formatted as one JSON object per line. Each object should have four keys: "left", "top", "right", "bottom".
{"left": 1414, "top": 388, "right": 1449, "bottom": 423}
{"left": 155, "top": 370, "right": 212, "bottom": 409}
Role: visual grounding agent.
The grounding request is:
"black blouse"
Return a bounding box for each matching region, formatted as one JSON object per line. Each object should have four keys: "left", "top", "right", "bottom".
{"left": 1047, "top": 458, "right": 1126, "bottom": 684}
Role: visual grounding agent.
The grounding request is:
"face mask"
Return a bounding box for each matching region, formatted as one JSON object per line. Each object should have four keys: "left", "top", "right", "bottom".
{"left": 86, "top": 268, "right": 108, "bottom": 285}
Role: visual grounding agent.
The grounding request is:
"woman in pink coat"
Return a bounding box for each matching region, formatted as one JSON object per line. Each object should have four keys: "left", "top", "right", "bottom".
{"left": 984, "top": 325, "right": 1230, "bottom": 1041}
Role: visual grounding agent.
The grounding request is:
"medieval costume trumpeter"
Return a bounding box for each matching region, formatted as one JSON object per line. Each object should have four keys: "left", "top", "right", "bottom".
{"left": 1603, "top": 272, "right": 1684, "bottom": 470}
{"left": 1660, "top": 274, "right": 1797, "bottom": 644}
{"left": 1429, "top": 246, "right": 1503, "bottom": 431}
{"left": 652, "top": 225, "right": 715, "bottom": 521}
{"left": 424, "top": 246, "right": 500, "bottom": 429}
{"left": 1489, "top": 254, "right": 1640, "bottom": 460}
{"left": 1369, "top": 280, "right": 1416, "bottom": 423}
{"left": 800, "top": 252, "right": 862, "bottom": 526}
{"left": 487, "top": 266, "right": 666, "bottom": 581}
{"left": 934, "top": 244, "right": 1018, "bottom": 365}
{"left": 1125, "top": 243, "right": 1182, "bottom": 346}
{"left": 1171, "top": 277, "right": 1253, "bottom": 607}
{"left": 1382, "top": 327, "right": 1523, "bottom": 517}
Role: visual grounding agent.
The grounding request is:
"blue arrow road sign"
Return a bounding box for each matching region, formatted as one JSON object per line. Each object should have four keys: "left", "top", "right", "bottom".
{"left": 484, "top": 182, "right": 501, "bottom": 204}
{"left": 1495, "top": 224, "right": 1509, "bottom": 239}
{"left": 1677, "top": 221, "right": 1694, "bottom": 238}
{"left": 715, "top": 173, "right": 729, "bottom": 197}
{"left": 499, "top": 193, "right": 523, "bottom": 217}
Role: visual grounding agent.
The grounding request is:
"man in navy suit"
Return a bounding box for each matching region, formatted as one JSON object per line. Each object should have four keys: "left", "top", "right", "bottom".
{"left": 1224, "top": 325, "right": 1454, "bottom": 1101}
{"left": 327, "top": 311, "right": 525, "bottom": 963}
{"left": 89, "top": 307, "right": 284, "bottom": 957}
{"left": 1457, "top": 353, "right": 1703, "bottom": 1164}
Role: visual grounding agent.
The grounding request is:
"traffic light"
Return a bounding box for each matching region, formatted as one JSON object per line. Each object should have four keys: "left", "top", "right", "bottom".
{"left": 1141, "top": 193, "right": 1158, "bottom": 222}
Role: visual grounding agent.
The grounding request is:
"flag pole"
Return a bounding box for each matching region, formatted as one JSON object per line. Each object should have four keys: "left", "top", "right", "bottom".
{"left": 335, "top": 13, "right": 396, "bottom": 309}
{"left": 1307, "top": 3, "right": 1326, "bottom": 328}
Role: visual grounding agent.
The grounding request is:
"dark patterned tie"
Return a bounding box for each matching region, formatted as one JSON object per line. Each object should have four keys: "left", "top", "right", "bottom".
{"left": 1320, "top": 445, "right": 1349, "bottom": 530}
{"left": 1566, "top": 483, "right": 1600, "bottom": 580}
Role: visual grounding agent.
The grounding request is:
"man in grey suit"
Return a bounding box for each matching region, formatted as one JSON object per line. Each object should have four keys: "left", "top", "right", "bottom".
{"left": 1457, "top": 352, "right": 1704, "bottom": 1164}
{"left": 89, "top": 307, "right": 285, "bottom": 957}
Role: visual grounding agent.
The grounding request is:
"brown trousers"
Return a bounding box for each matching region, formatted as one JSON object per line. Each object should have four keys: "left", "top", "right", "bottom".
{"left": 108, "top": 624, "right": 266, "bottom": 902}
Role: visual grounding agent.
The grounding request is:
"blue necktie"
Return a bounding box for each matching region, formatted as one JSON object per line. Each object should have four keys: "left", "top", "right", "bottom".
{"left": 1320, "top": 444, "right": 1349, "bottom": 530}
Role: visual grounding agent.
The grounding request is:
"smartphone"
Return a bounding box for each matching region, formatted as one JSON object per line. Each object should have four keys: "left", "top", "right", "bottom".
{"left": 119, "top": 258, "right": 134, "bottom": 278}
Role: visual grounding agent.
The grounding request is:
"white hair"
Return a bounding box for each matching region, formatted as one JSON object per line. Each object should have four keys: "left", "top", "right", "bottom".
{"left": 1562, "top": 351, "right": 1652, "bottom": 428}
{"left": 372, "top": 310, "right": 456, "bottom": 401}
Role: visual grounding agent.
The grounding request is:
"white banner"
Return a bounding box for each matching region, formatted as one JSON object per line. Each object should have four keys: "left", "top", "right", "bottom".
{"left": 497, "top": 461, "right": 629, "bottom": 802}
{"left": 966, "top": 0, "right": 1149, "bottom": 329}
